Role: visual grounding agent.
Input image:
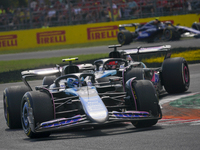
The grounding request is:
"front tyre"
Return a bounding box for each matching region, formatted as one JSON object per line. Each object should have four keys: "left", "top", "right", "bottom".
{"left": 3, "top": 86, "right": 30, "bottom": 129}
{"left": 21, "top": 91, "right": 54, "bottom": 138}
{"left": 162, "top": 57, "right": 190, "bottom": 94}
{"left": 126, "top": 80, "right": 161, "bottom": 128}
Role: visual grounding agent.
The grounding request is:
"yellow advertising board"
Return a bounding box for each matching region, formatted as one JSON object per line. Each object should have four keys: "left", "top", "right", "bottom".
{"left": 0, "top": 13, "right": 200, "bottom": 51}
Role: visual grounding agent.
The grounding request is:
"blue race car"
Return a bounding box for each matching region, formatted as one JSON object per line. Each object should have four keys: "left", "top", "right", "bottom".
{"left": 117, "top": 19, "right": 200, "bottom": 45}
{"left": 3, "top": 65, "right": 162, "bottom": 138}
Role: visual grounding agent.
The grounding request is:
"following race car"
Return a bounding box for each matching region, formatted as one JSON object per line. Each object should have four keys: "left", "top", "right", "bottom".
{"left": 3, "top": 66, "right": 162, "bottom": 138}
{"left": 93, "top": 44, "right": 190, "bottom": 96}
{"left": 117, "top": 19, "right": 200, "bottom": 45}
{"left": 40, "top": 44, "right": 190, "bottom": 96}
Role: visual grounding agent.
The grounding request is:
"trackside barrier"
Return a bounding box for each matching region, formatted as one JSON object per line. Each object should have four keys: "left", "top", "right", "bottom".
{"left": 0, "top": 14, "right": 200, "bottom": 51}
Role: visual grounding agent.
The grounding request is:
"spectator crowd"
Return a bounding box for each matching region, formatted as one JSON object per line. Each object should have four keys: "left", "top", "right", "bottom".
{"left": 0, "top": 0, "right": 200, "bottom": 31}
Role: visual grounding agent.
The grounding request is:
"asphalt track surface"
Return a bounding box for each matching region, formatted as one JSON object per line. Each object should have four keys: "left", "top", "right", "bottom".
{"left": 1, "top": 38, "right": 200, "bottom": 61}
{"left": 0, "top": 39, "right": 200, "bottom": 150}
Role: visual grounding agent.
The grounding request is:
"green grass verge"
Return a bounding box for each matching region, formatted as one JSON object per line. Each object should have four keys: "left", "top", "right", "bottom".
{"left": 1, "top": 49, "right": 200, "bottom": 74}
{"left": 0, "top": 53, "right": 108, "bottom": 73}
{"left": 1, "top": 47, "right": 200, "bottom": 83}
{"left": 0, "top": 40, "right": 118, "bottom": 55}
{"left": 142, "top": 49, "right": 200, "bottom": 63}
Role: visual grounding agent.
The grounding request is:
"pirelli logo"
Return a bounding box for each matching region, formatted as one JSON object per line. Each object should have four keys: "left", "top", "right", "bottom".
{"left": 0, "top": 35, "right": 17, "bottom": 48}
{"left": 37, "top": 30, "right": 66, "bottom": 44}
{"left": 87, "top": 26, "right": 118, "bottom": 40}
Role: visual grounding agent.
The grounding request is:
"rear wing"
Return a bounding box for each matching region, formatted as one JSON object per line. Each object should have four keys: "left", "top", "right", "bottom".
{"left": 119, "top": 23, "right": 140, "bottom": 31}
{"left": 118, "top": 45, "right": 171, "bottom": 55}
{"left": 108, "top": 44, "right": 172, "bottom": 60}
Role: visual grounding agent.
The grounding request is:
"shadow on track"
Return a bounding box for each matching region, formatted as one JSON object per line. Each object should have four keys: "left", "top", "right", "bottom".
{"left": 23, "top": 123, "right": 163, "bottom": 142}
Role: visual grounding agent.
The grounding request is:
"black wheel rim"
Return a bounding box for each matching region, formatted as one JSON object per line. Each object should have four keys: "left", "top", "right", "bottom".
{"left": 164, "top": 29, "right": 171, "bottom": 40}
{"left": 118, "top": 33, "right": 125, "bottom": 44}
{"left": 22, "top": 102, "right": 30, "bottom": 132}
{"left": 183, "top": 65, "right": 189, "bottom": 85}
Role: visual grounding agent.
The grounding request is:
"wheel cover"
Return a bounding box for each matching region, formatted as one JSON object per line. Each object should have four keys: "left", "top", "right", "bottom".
{"left": 164, "top": 29, "right": 172, "bottom": 40}
{"left": 22, "top": 102, "right": 30, "bottom": 131}
{"left": 183, "top": 65, "right": 189, "bottom": 84}
{"left": 118, "top": 32, "right": 125, "bottom": 44}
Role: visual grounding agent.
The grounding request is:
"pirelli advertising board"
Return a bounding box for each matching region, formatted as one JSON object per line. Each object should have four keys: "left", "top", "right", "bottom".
{"left": 0, "top": 14, "right": 199, "bottom": 51}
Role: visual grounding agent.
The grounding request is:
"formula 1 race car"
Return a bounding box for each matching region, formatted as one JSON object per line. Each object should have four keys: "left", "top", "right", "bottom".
{"left": 3, "top": 68, "right": 162, "bottom": 138}
{"left": 3, "top": 44, "right": 190, "bottom": 138}
{"left": 93, "top": 44, "right": 190, "bottom": 96}
{"left": 42, "top": 44, "right": 190, "bottom": 96}
{"left": 117, "top": 20, "right": 200, "bottom": 45}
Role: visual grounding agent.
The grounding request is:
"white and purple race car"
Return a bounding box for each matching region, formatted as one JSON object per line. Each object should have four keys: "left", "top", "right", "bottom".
{"left": 3, "top": 66, "right": 162, "bottom": 138}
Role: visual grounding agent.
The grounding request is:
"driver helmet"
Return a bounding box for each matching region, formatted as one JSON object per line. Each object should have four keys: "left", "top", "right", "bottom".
{"left": 107, "top": 61, "right": 118, "bottom": 69}
{"left": 66, "top": 78, "right": 79, "bottom": 88}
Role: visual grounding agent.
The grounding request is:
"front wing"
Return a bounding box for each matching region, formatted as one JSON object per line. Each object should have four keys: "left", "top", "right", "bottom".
{"left": 31, "top": 111, "right": 161, "bottom": 133}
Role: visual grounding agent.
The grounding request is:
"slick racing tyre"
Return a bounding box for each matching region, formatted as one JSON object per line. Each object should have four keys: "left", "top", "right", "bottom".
{"left": 126, "top": 80, "right": 160, "bottom": 128}
{"left": 117, "top": 30, "right": 133, "bottom": 45}
{"left": 21, "top": 91, "right": 54, "bottom": 138}
{"left": 124, "top": 68, "right": 144, "bottom": 83}
{"left": 163, "top": 26, "right": 180, "bottom": 41}
{"left": 42, "top": 75, "right": 56, "bottom": 88}
{"left": 3, "top": 86, "right": 30, "bottom": 129}
{"left": 161, "top": 57, "right": 190, "bottom": 94}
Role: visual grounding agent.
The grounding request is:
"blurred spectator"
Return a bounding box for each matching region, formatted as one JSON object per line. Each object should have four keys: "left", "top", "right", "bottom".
{"left": 42, "top": 22, "right": 49, "bottom": 28}
{"left": 172, "top": 0, "right": 183, "bottom": 13}
{"left": 0, "top": 6, "right": 6, "bottom": 15}
{"left": 36, "top": 3, "right": 47, "bottom": 22}
{"left": 81, "top": 0, "right": 91, "bottom": 20}
{"left": 156, "top": 0, "right": 168, "bottom": 15}
{"left": 38, "top": 0, "right": 45, "bottom": 6}
{"left": 0, "top": 16, "right": 4, "bottom": 26}
{"left": 71, "top": 1, "right": 83, "bottom": 24}
{"left": 24, "top": 9, "right": 30, "bottom": 24}
{"left": 19, "top": 7, "right": 26, "bottom": 24}
{"left": 127, "top": 0, "right": 138, "bottom": 16}
{"left": 45, "top": 5, "right": 57, "bottom": 24}
{"left": 30, "top": 0, "right": 38, "bottom": 11}
{"left": 117, "top": 0, "right": 129, "bottom": 19}
{"left": 0, "top": 6, "right": 7, "bottom": 25}
{"left": 98, "top": 4, "right": 109, "bottom": 22}
{"left": 194, "top": 1, "right": 200, "bottom": 10}
{"left": 184, "top": 0, "right": 192, "bottom": 11}
{"left": 7, "top": 6, "right": 14, "bottom": 15}
{"left": 164, "top": 0, "right": 174, "bottom": 15}
{"left": 141, "top": 0, "right": 154, "bottom": 16}
{"left": 107, "top": 1, "right": 121, "bottom": 21}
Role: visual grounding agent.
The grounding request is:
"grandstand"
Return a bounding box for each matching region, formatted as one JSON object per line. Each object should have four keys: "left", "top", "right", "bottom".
{"left": 0, "top": 0, "right": 200, "bottom": 32}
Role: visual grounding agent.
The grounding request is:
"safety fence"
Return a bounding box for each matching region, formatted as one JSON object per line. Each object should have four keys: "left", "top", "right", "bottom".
{"left": 0, "top": 0, "right": 200, "bottom": 32}
{"left": 0, "top": 13, "right": 200, "bottom": 51}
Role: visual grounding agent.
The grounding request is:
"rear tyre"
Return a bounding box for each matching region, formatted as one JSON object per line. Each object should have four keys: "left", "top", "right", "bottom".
{"left": 124, "top": 68, "right": 144, "bottom": 83}
{"left": 3, "top": 86, "right": 30, "bottom": 129}
{"left": 163, "top": 27, "right": 180, "bottom": 41}
{"left": 42, "top": 76, "right": 56, "bottom": 87}
{"left": 162, "top": 57, "right": 190, "bottom": 94}
{"left": 126, "top": 80, "right": 160, "bottom": 128}
{"left": 21, "top": 91, "right": 54, "bottom": 138}
{"left": 117, "top": 30, "right": 133, "bottom": 45}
